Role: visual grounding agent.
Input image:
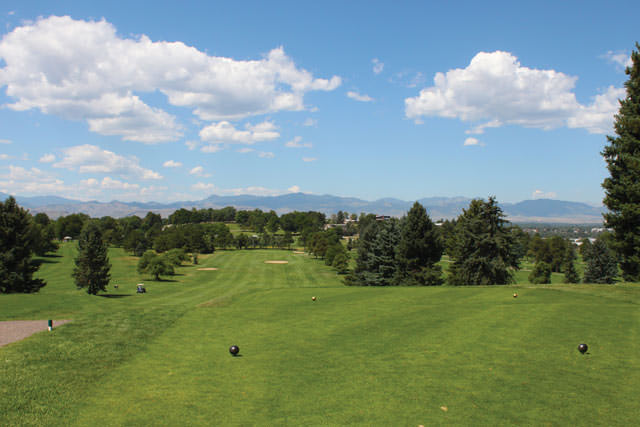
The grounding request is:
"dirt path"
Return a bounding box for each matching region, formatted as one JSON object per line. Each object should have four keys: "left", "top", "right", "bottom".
{"left": 0, "top": 320, "right": 71, "bottom": 348}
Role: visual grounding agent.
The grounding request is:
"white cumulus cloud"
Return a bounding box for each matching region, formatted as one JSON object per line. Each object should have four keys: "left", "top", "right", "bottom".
{"left": 199, "top": 121, "right": 280, "bottom": 144}
{"left": 405, "top": 50, "right": 623, "bottom": 134}
{"left": 347, "top": 91, "right": 374, "bottom": 102}
{"left": 285, "top": 136, "right": 312, "bottom": 148}
{"left": 0, "top": 16, "right": 341, "bottom": 142}
{"left": 53, "top": 144, "right": 162, "bottom": 180}
{"left": 603, "top": 50, "right": 632, "bottom": 69}
{"left": 189, "top": 166, "right": 211, "bottom": 177}
{"left": 163, "top": 160, "right": 182, "bottom": 168}
{"left": 532, "top": 189, "right": 557, "bottom": 199}
{"left": 288, "top": 185, "right": 301, "bottom": 193}
{"left": 463, "top": 137, "right": 484, "bottom": 146}
{"left": 372, "top": 58, "right": 384, "bottom": 74}
{"left": 302, "top": 157, "right": 317, "bottom": 162}
{"left": 0, "top": 139, "right": 11, "bottom": 144}
{"left": 258, "top": 151, "right": 275, "bottom": 158}
{"left": 39, "top": 153, "right": 56, "bottom": 163}
{"left": 0, "top": 165, "right": 68, "bottom": 195}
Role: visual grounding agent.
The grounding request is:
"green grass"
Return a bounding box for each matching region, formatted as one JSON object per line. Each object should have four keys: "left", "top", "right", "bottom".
{"left": 1, "top": 247, "right": 639, "bottom": 425}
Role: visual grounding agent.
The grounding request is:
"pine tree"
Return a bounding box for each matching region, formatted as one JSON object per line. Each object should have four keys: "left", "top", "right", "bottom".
{"left": 602, "top": 42, "right": 640, "bottom": 282}
{"left": 563, "top": 245, "right": 581, "bottom": 284}
{"left": 448, "top": 197, "right": 520, "bottom": 285}
{"left": 394, "top": 202, "right": 443, "bottom": 286}
{"left": 73, "top": 221, "right": 111, "bottom": 295}
{"left": 583, "top": 239, "right": 618, "bottom": 284}
{"left": 0, "top": 197, "right": 46, "bottom": 293}
{"left": 345, "top": 219, "right": 400, "bottom": 286}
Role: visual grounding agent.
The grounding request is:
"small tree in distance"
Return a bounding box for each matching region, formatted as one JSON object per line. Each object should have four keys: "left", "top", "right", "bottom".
{"left": 73, "top": 221, "right": 111, "bottom": 295}
{"left": 137, "top": 250, "right": 174, "bottom": 280}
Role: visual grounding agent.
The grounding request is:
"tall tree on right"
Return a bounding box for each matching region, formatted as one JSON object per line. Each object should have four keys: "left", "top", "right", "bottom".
{"left": 602, "top": 42, "right": 640, "bottom": 282}
{"left": 448, "top": 197, "right": 520, "bottom": 285}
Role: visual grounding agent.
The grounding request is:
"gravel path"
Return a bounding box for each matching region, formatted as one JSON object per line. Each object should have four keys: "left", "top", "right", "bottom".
{"left": 0, "top": 319, "right": 72, "bottom": 348}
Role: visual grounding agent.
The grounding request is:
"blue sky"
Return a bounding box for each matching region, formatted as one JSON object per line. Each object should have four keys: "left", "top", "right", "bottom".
{"left": 0, "top": 1, "right": 636, "bottom": 205}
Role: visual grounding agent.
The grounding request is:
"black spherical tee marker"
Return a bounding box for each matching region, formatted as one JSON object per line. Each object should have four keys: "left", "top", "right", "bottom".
{"left": 229, "top": 345, "right": 240, "bottom": 356}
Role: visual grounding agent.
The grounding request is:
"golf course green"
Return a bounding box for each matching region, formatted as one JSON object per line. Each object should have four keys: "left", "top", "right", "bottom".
{"left": 1, "top": 244, "right": 639, "bottom": 425}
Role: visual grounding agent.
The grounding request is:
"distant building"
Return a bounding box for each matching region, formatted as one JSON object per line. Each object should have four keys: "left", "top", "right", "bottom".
{"left": 63, "top": 236, "right": 72, "bottom": 242}
{"left": 375, "top": 215, "right": 391, "bottom": 221}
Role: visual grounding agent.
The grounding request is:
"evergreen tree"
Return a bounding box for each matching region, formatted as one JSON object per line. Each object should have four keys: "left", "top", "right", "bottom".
{"left": 345, "top": 219, "right": 400, "bottom": 286}
{"left": 529, "top": 261, "right": 551, "bottom": 284}
{"left": 394, "top": 202, "right": 443, "bottom": 286}
{"left": 563, "top": 245, "right": 581, "bottom": 284}
{"left": 448, "top": 197, "right": 520, "bottom": 285}
{"left": 332, "top": 251, "right": 350, "bottom": 274}
{"left": 583, "top": 239, "right": 618, "bottom": 284}
{"left": 0, "top": 197, "right": 46, "bottom": 293}
{"left": 73, "top": 221, "right": 111, "bottom": 295}
{"left": 602, "top": 42, "right": 640, "bottom": 281}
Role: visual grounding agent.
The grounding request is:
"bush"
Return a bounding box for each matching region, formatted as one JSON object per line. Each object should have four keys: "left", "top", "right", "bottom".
{"left": 529, "top": 261, "right": 551, "bottom": 284}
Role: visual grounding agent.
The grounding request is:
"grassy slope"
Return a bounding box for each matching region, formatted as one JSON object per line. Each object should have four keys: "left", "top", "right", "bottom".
{"left": 1, "top": 248, "right": 639, "bottom": 425}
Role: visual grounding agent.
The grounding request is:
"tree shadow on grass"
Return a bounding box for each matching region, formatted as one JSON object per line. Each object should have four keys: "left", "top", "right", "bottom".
{"left": 98, "top": 294, "right": 133, "bottom": 298}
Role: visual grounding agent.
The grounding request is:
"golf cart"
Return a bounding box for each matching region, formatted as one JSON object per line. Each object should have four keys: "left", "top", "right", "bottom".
{"left": 136, "top": 283, "right": 146, "bottom": 294}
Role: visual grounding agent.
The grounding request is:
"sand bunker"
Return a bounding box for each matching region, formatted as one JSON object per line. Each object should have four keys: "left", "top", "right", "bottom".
{"left": 0, "top": 320, "right": 72, "bottom": 347}
{"left": 264, "top": 260, "right": 289, "bottom": 264}
{"left": 293, "top": 251, "right": 305, "bottom": 254}
{"left": 197, "top": 267, "right": 219, "bottom": 271}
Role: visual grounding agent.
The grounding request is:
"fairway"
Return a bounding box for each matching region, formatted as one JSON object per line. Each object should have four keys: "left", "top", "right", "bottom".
{"left": 1, "top": 247, "right": 639, "bottom": 425}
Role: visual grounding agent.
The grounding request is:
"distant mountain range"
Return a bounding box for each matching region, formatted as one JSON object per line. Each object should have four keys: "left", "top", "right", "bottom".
{"left": 0, "top": 192, "right": 606, "bottom": 224}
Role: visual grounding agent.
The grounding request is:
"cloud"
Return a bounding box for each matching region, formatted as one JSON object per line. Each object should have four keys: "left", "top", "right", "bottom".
{"left": 302, "top": 157, "right": 317, "bottom": 162}
{"left": 372, "top": 58, "right": 384, "bottom": 74}
{"left": 199, "top": 121, "right": 279, "bottom": 144}
{"left": 567, "top": 86, "right": 626, "bottom": 134}
{"left": 189, "top": 166, "right": 211, "bottom": 177}
{"left": 192, "top": 182, "right": 215, "bottom": 191}
{"left": 285, "top": 136, "right": 312, "bottom": 148}
{"left": 39, "top": 153, "right": 56, "bottom": 163}
{"left": 163, "top": 160, "right": 182, "bottom": 168}
{"left": 302, "top": 118, "right": 317, "bottom": 127}
{"left": 0, "top": 139, "right": 11, "bottom": 144}
{"left": 0, "top": 16, "right": 341, "bottom": 142}
{"left": 258, "top": 151, "right": 274, "bottom": 158}
{"left": 185, "top": 140, "right": 199, "bottom": 150}
{"left": 0, "top": 165, "right": 68, "bottom": 195}
{"left": 603, "top": 50, "right": 632, "bottom": 69}
{"left": 53, "top": 144, "right": 162, "bottom": 180}
{"left": 532, "top": 189, "right": 557, "bottom": 199}
{"left": 0, "top": 154, "right": 10, "bottom": 160}
{"left": 463, "top": 137, "right": 484, "bottom": 146}
{"left": 97, "top": 177, "right": 140, "bottom": 190}
{"left": 201, "top": 144, "right": 223, "bottom": 153}
{"left": 347, "top": 91, "right": 374, "bottom": 102}
{"left": 405, "top": 50, "right": 623, "bottom": 134}
{"left": 288, "top": 185, "right": 301, "bottom": 193}
{"left": 465, "top": 119, "right": 501, "bottom": 135}
{"left": 237, "top": 147, "right": 254, "bottom": 153}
